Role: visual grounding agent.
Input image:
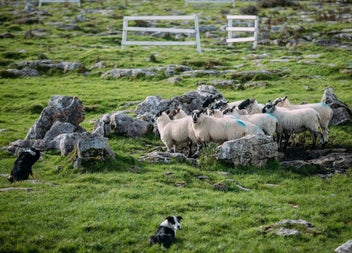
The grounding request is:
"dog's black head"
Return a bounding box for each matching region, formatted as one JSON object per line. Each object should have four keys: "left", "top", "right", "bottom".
{"left": 165, "top": 216, "right": 182, "bottom": 230}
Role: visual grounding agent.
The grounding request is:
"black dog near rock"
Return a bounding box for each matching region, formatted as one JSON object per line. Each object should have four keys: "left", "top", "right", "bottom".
{"left": 149, "top": 215, "right": 183, "bottom": 249}
{"left": 8, "top": 148, "right": 40, "bottom": 183}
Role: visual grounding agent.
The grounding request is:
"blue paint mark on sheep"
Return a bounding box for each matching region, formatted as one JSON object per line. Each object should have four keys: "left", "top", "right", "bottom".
{"left": 267, "top": 113, "right": 278, "bottom": 120}
{"left": 236, "top": 119, "right": 247, "bottom": 128}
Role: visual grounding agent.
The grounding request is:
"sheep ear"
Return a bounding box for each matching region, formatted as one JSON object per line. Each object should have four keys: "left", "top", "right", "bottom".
{"left": 283, "top": 96, "right": 287, "bottom": 101}
{"left": 272, "top": 99, "right": 279, "bottom": 106}
{"left": 176, "top": 216, "right": 183, "bottom": 221}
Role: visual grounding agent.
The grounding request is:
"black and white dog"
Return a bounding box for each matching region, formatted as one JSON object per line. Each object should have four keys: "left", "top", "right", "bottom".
{"left": 8, "top": 148, "right": 40, "bottom": 183}
{"left": 149, "top": 215, "right": 183, "bottom": 248}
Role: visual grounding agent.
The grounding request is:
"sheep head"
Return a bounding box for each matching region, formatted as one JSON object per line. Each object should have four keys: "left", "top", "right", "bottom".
{"left": 237, "top": 98, "right": 252, "bottom": 110}
{"left": 262, "top": 100, "right": 275, "bottom": 113}
{"left": 191, "top": 110, "right": 203, "bottom": 123}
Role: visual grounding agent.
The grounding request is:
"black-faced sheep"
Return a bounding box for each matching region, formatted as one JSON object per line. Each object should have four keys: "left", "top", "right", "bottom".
{"left": 262, "top": 100, "right": 324, "bottom": 150}
{"left": 8, "top": 148, "right": 40, "bottom": 183}
{"left": 272, "top": 96, "right": 333, "bottom": 146}
{"left": 238, "top": 98, "right": 265, "bottom": 114}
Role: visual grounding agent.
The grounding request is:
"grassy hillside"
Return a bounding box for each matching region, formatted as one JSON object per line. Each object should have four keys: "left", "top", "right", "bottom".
{"left": 0, "top": 0, "right": 351, "bottom": 252}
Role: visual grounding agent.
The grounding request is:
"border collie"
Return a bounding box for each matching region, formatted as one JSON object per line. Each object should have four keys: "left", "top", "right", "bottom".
{"left": 149, "top": 215, "right": 183, "bottom": 248}
{"left": 8, "top": 148, "right": 40, "bottom": 183}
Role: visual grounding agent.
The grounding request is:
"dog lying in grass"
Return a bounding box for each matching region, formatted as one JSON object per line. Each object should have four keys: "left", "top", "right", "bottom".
{"left": 8, "top": 148, "right": 40, "bottom": 183}
{"left": 149, "top": 215, "right": 183, "bottom": 248}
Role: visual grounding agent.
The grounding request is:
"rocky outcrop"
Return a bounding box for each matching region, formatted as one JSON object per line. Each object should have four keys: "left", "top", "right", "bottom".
{"left": 217, "top": 135, "right": 279, "bottom": 167}
{"left": 25, "top": 96, "right": 85, "bottom": 140}
{"left": 321, "top": 88, "right": 352, "bottom": 125}
{"left": 8, "top": 96, "right": 115, "bottom": 167}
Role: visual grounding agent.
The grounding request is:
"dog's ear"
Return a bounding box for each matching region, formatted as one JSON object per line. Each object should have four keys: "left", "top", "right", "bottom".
{"left": 176, "top": 216, "right": 183, "bottom": 221}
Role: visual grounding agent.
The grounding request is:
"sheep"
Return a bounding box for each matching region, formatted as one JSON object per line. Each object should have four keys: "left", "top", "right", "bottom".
{"left": 169, "top": 107, "right": 205, "bottom": 157}
{"left": 212, "top": 99, "right": 247, "bottom": 115}
{"left": 238, "top": 98, "right": 265, "bottom": 114}
{"left": 262, "top": 100, "right": 324, "bottom": 150}
{"left": 168, "top": 107, "right": 188, "bottom": 120}
{"left": 156, "top": 111, "right": 197, "bottom": 157}
{"left": 211, "top": 108, "right": 278, "bottom": 137}
{"left": 191, "top": 109, "right": 264, "bottom": 145}
{"left": 272, "top": 96, "right": 333, "bottom": 146}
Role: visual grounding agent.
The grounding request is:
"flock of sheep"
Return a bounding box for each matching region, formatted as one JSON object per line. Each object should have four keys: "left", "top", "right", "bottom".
{"left": 155, "top": 95, "right": 333, "bottom": 156}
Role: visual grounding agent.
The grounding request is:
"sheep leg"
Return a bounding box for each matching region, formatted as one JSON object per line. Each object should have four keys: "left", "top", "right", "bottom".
{"left": 282, "top": 133, "right": 290, "bottom": 152}
{"left": 321, "top": 127, "right": 329, "bottom": 146}
{"left": 310, "top": 130, "right": 324, "bottom": 149}
{"left": 276, "top": 133, "right": 283, "bottom": 150}
{"left": 310, "top": 130, "right": 317, "bottom": 149}
{"left": 192, "top": 143, "right": 204, "bottom": 158}
{"left": 187, "top": 140, "right": 193, "bottom": 158}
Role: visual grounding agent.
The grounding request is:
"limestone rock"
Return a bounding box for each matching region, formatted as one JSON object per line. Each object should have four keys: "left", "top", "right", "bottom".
{"left": 217, "top": 135, "right": 278, "bottom": 167}
{"left": 73, "top": 135, "right": 115, "bottom": 168}
{"left": 25, "top": 96, "right": 85, "bottom": 140}
{"left": 321, "top": 88, "right": 351, "bottom": 125}
{"left": 135, "top": 85, "right": 223, "bottom": 117}
{"left": 335, "top": 240, "right": 352, "bottom": 253}
{"left": 110, "top": 112, "right": 153, "bottom": 137}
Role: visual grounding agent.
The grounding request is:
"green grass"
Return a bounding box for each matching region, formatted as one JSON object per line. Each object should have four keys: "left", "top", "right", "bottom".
{"left": 0, "top": 0, "right": 352, "bottom": 252}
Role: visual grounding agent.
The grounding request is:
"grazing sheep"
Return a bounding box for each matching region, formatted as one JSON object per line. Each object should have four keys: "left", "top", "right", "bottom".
{"left": 156, "top": 111, "right": 197, "bottom": 156}
{"left": 191, "top": 109, "right": 264, "bottom": 145}
{"left": 273, "top": 96, "right": 333, "bottom": 146}
{"left": 262, "top": 100, "right": 324, "bottom": 150}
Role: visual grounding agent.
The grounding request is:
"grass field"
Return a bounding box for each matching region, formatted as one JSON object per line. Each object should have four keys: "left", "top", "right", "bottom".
{"left": 0, "top": 0, "right": 351, "bottom": 252}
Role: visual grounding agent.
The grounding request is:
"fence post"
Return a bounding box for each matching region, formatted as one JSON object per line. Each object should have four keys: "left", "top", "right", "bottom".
{"left": 194, "top": 14, "right": 202, "bottom": 53}
{"left": 121, "top": 17, "right": 128, "bottom": 50}
{"left": 254, "top": 16, "right": 258, "bottom": 49}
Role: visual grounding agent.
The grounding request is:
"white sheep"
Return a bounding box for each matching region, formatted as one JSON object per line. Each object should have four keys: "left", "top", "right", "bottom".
{"left": 191, "top": 109, "right": 264, "bottom": 145}
{"left": 214, "top": 108, "right": 278, "bottom": 137}
{"left": 262, "top": 100, "right": 324, "bottom": 150}
{"left": 168, "top": 107, "right": 188, "bottom": 120}
{"left": 273, "top": 96, "right": 333, "bottom": 146}
{"left": 156, "top": 111, "right": 197, "bottom": 156}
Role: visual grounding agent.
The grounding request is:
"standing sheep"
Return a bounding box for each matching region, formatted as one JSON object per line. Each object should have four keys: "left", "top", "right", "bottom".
{"left": 191, "top": 109, "right": 264, "bottom": 145}
{"left": 156, "top": 111, "right": 197, "bottom": 156}
{"left": 262, "top": 100, "right": 324, "bottom": 150}
{"left": 221, "top": 108, "right": 278, "bottom": 138}
{"left": 273, "top": 96, "right": 333, "bottom": 146}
